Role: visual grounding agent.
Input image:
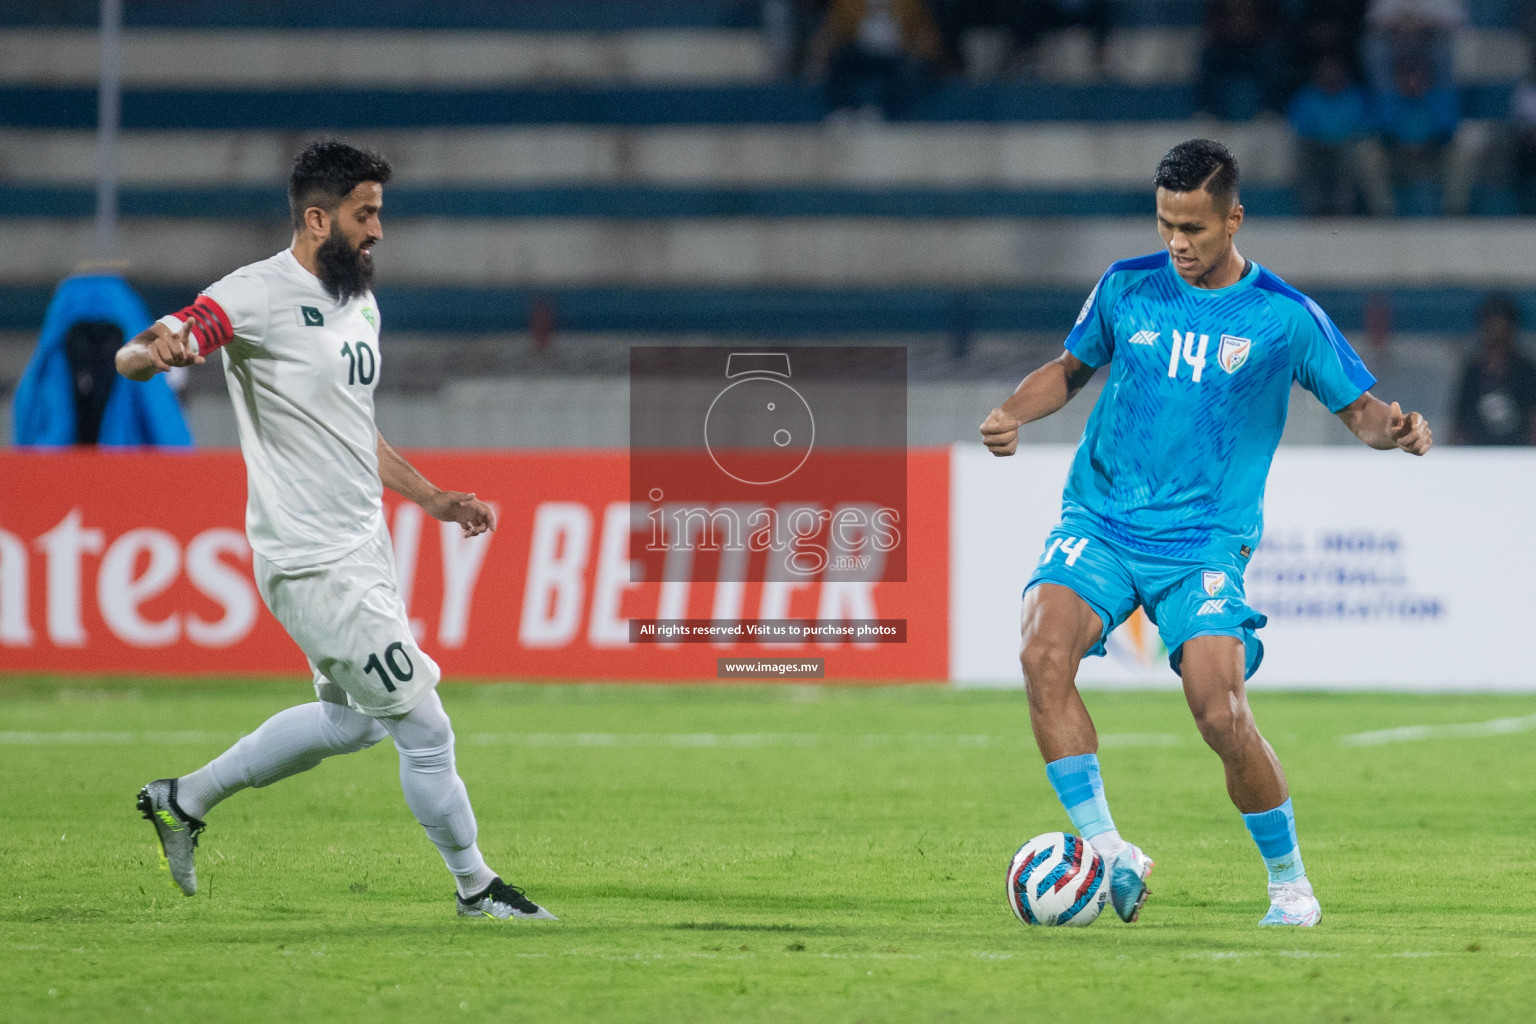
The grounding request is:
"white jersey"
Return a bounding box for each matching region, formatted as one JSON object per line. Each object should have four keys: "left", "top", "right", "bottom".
{"left": 160, "top": 248, "right": 385, "bottom": 569}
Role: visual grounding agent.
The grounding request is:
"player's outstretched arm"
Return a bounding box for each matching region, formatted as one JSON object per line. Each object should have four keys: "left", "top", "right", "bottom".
{"left": 376, "top": 429, "right": 497, "bottom": 537}
{"left": 114, "top": 319, "right": 205, "bottom": 381}
{"left": 1335, "top": 394, "right": 1433, "bottom": 455}
{"left": 979, "top": 351, "right": 1097, "bottom": 457}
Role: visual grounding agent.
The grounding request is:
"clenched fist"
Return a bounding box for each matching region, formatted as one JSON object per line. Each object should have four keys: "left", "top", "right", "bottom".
{"left": 1387, "top": 402, "right": 1432, "bottom": 456}
{"left": 980, "top": 407, "right": 1021, "bottom": 457}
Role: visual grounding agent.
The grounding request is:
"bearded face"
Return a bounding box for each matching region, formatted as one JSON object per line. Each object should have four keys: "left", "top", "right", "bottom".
{"left": 314, "top": 219, "right": 375, "bottom": 304}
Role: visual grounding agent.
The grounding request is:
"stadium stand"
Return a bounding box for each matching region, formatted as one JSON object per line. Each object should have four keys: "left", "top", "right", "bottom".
{"left": 0, "top": 0, "right": 1529, "bottom": 446}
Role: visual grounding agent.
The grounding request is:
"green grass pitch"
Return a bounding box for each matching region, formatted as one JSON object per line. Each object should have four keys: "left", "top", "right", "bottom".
{"left": 3, "top": 679, "right": 1535, "bottom": 1023}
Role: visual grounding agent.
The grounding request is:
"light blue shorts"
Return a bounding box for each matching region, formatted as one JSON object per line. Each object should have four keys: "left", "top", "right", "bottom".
{"left": 1024, "top": 518, "right": 1267, "bottom": 680}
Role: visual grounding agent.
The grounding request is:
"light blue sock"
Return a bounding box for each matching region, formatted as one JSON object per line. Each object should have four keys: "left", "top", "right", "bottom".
{"left": 1044, "top": 753, "right": 1117, "bottom": 840}
{"left": 1242, "top": 798, "right": 1306, "bottom": 883}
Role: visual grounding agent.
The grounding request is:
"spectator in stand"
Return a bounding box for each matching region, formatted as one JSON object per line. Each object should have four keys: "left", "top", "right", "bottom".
{"left": 1357, "top": 55, "right": 1475, "bottom": 215}
{"left": 12, "top": 271, "right": 191, "bottom": 446}
{"left": 1452, "top": 295, "right": 1536, "bottom": 445}
{"left": 809, "top": 0, "right": 943, "bottom": 119}
{"left": 1288, "top": 53, "right": 1374, "bottom": 215}
{"left": 930, "top": 1, "right": 1113, "bottom": 79}
{"left": 1508, "top": 65, "right": 1536, "bottom": 213}
{"left": 1199, "top": 0, "right": 1286, "bottom": 120}
{"left": 1002, "top": 0, "right": 1113, "bottom": 78}
{"left": 924, "top": 0, "right": 972, "bottom": 75}
{"left": 1361, "top": 0, "right": 1464, "bottom": 96}
{"left": 1282, "top": 0, "right": 1369, "bottom": 97}
{"left": 764, "top": 0, "right": 831, "bottom": 76}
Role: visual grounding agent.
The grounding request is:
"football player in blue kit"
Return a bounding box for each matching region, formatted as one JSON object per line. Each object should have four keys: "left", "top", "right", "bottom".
{"left": 980, "top": 139, "right": 1433, "bottom": 927}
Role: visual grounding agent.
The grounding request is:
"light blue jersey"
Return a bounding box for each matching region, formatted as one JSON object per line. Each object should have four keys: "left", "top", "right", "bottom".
{"left": 1025, "top": 251, "right": 1376, "bottom": 678}
{"left": 1062, "top": 251, "right": 1375, "bottom": 559}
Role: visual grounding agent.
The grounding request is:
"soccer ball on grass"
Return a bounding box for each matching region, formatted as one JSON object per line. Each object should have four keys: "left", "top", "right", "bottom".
{"left": 1006, "top": 831, "right": 1108, "bottom": 927}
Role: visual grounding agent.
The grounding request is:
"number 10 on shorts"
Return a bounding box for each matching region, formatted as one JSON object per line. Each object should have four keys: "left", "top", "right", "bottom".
{"left": 363, "top": 641, "right": 415, "bottom": 693}
{"left": 1042, "top": 535, "right": 1090, "bottom": 567}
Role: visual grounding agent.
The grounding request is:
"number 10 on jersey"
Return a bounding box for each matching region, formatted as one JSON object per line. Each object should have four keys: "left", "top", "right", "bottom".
{"left": 341, "top": 341, "right": 376, "bottom": 385}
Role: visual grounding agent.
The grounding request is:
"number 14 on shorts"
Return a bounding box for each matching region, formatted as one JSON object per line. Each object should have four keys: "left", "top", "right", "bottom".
{"left": 1041, "top": 535, "right": 1091, "bottom": 567}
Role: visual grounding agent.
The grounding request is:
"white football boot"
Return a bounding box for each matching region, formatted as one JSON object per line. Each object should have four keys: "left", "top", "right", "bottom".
{"left": 1259, "top": 879, "right": 1322, "bottom": 926}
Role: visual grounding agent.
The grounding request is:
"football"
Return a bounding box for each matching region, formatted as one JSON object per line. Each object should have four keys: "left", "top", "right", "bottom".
{"left": 1006, "top": 832, "right": 1109, "bottom": 927}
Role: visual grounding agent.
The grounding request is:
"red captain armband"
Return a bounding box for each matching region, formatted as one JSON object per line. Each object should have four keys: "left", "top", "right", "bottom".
{"left": 172, "top": 295, "right": 234, "bottom": 355}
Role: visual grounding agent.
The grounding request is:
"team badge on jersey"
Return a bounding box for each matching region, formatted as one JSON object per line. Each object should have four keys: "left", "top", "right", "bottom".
{"left": 298, "top": 305, "right": 325, "bottom": 327}
{"left": 1202, "top": 571, "right": 1225, "bottom": 596}
{"left": 1217, "top": 334, "right": 1251, "bottom": 373}
{"left": 1075, "top": 283, "right": 1099, "bottom": 325}
{"left": 361, "top": 306, "right": 378, "bottom": 331}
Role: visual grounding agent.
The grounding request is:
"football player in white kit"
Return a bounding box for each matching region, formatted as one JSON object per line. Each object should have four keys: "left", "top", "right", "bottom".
{"left": 116, "top": 141, "right": 554, "bottom": 921}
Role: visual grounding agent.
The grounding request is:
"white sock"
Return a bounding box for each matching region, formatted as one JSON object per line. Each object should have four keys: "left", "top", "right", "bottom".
{"left": 177, "top": 701, "right": 386, "bottom": 820}
{"left": 381, "top": 691, "right": 498, "bottom": 898}
{"left": 1087, "top": 828, "right": 1127, "bottom": 861}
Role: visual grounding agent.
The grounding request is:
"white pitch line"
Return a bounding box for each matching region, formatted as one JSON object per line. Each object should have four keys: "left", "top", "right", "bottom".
{"left": 1339, "top": 712, "right": 1536, "bottom": 747}
{"left": 466, "top": 732, "right": 1183, "bottom": 749}
{"left": 0, "top": 729, "right": 1186, "bottom": 749}
{"left": 1186, "top": 951, "right": 1343, "bottom": 961}
{"left": 0, "top": 731, "right": 134, "bottom": 745}
{"left": 466, "top": 732, "right": 824, "bottom": 748}
{"left": 0, "top": 730, "right": 232, "bottom": 745}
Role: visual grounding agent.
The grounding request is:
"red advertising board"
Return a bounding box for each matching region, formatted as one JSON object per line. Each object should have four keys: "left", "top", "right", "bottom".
{"left": 0, "top": 449, "right": 948, "bottom": 681}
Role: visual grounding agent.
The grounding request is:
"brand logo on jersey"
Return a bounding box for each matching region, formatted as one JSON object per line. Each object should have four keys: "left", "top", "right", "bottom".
{"left": 1127, "top": 329, "right": 1159, "bottom": 347}
{"left": 1202, "top": 571, "right": 1225, "bottom": 596}
{"left": 361, "top": 306, "right": 377, "bottom": 331}
{"left": 1198, "top": 598, "right": 1226, "bottom": 616}
{"left": 1218, "top": 334, "right": 1251, "bottom": 373}
{"left": 1075, "top": 283, "right": 1099, "bottom": 326}
{"left": 299, "top": 306, "right": 325, "bottom": 327}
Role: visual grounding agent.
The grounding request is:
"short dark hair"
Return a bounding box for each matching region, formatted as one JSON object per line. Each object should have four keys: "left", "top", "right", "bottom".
{"left": 1154, "top": 139, "right": 1240, "bottom": 212}
{"left": 288, "top": 141, "right": 393, "bottom": 230}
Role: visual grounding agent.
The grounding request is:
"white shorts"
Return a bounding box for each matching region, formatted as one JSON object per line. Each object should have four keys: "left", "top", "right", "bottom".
{"left": 254, "top": 525, "right": 440, "bottom": 717}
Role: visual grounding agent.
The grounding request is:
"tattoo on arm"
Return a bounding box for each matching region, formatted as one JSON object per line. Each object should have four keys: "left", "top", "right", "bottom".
{"left": 1064, "top": 360, "right": 1096, "bottom": 396}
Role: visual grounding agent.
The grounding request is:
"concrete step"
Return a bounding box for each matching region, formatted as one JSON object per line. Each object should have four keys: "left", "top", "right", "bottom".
{"left": 7, "top": 181, "right": 1531, "bottom": 220}
{"left": 0, "top": 122, "right": 1302, "bottom": 186}
{"left": 0, "top": 182, "right": 1269, "bottom": 219}
{"left": 0, "top": 27, "right": 1524, "bottom": 88}
{"left": 0, "top": 29, "right": 771, "bottom": 87}
{"left": 3, "top": 216, "right": 1533, "bottom": 288}
{"left": 0, "top": 281, "right": 1517, "bottom": 338}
